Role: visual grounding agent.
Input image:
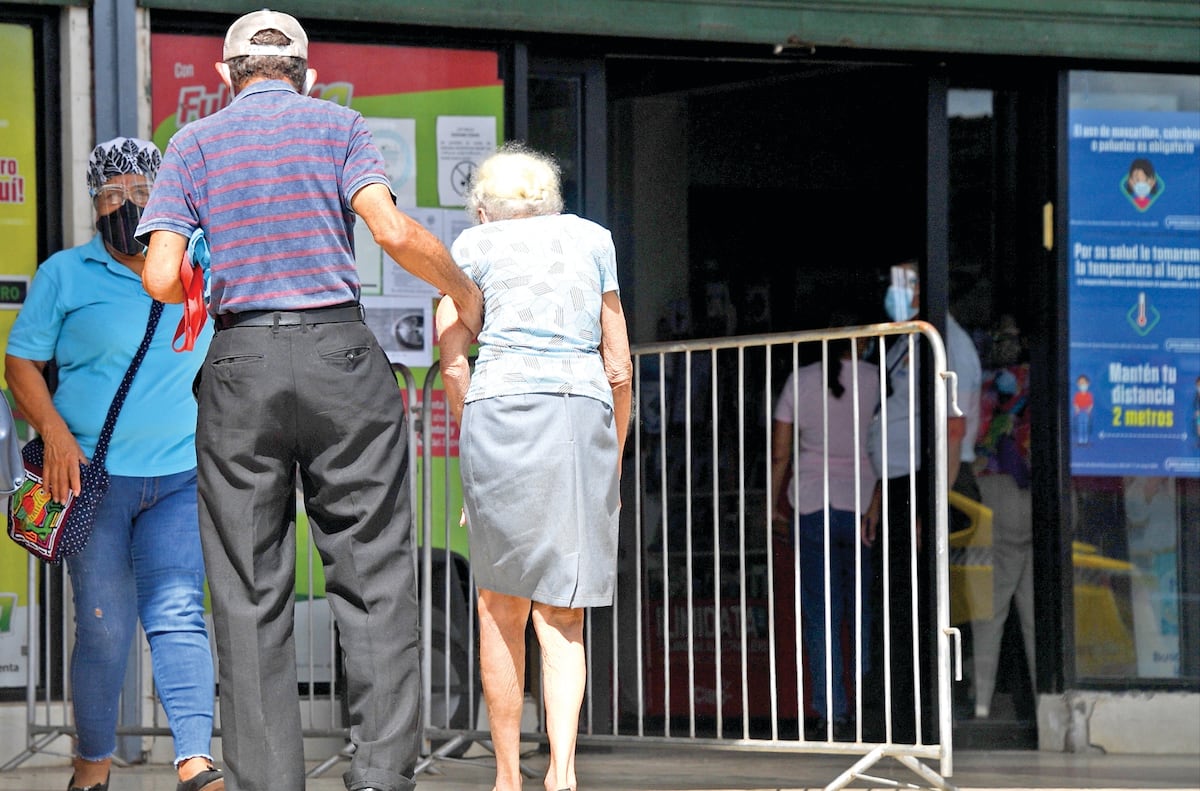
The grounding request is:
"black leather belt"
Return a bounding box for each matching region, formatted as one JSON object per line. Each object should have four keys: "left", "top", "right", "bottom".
{"left": 215, "top": 304, "right": 364, "bottom": 330}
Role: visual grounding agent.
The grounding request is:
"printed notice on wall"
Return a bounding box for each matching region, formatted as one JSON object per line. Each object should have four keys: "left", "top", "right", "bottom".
{"left": 362, "top": 294, "right": 432, "bottom": 368}
{"left": 1067, "top": 108, "right": 1200, "bottom": 477}
{"left": 369, "top": 117, "right": 418, "bottom": 208}
{"left": 436, "top": 116, "right": 496, "bottom": 207}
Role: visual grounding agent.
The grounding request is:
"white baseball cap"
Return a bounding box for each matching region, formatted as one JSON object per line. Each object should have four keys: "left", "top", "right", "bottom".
{"left": 223, "top": 9, "right": 308, "bottom": 60}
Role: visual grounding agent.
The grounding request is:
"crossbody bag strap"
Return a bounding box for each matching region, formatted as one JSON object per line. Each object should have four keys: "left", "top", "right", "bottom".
{"left": 90, "top": 300, "right": 165, "bottom": 467}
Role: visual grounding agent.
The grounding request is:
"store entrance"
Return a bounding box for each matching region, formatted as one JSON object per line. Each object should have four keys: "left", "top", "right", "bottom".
{"left": 525, "top": 48, "right": 1051, "bottom": 747}
{"left": 942, "top": 82, "right": 1052, "bottom": 748}
{"left": 606, "top": 58, "right": 926, "bottom": 342}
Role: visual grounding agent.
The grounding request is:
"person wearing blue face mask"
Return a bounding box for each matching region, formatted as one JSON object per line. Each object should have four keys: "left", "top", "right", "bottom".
{"left": 866, "top": 262, "right": 982, "bottom": 508}
{"left": 883, "top": 264, "right": 920, "bottom": 323}
{"left": 860, "top": 259, "right": 982, "bottom": 743}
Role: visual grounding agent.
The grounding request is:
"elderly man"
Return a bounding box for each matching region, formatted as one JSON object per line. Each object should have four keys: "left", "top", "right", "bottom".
{"left": 137, "top": 10, "right": 482, "bottom": 791}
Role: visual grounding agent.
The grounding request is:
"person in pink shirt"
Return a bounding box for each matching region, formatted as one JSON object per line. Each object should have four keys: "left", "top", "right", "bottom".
{"left": 771, "top": 327, "right": 880, "bottom": 738}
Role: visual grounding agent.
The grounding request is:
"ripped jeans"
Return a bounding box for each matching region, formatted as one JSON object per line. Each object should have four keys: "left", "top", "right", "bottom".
{"left": 65, "top": 469, "right": 215, "bottom": 764}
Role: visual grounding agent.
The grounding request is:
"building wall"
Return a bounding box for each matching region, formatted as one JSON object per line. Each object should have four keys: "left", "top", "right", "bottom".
{"left": 1039, "top": 691, "right": 1200, "bottom": 755}
{"left": 139, "top": 0, "right": 1200, "bottom": 64}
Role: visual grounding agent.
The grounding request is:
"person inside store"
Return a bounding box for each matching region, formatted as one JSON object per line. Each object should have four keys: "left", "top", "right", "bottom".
{"left": 971, "top": 313, "right": 1036, "bottom": 719}
{"left": 770, "top": 314, "right": 880, "bottom": 740}
{"left": 136, "top": 10, "right": 483, "bottom": 791}
{"left": 860, "top": 259, "right": 982, "bottom": 743}
{"left": 436, "top": 142, "right": 632, "bottom": 791}
{"left": 5, "top": 137, "right": 221, "bottom": 791}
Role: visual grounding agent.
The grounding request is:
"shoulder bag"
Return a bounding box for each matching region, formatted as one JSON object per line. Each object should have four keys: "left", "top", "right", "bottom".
{"left": 8, "top": 300, "right": 164, "bottom": 562}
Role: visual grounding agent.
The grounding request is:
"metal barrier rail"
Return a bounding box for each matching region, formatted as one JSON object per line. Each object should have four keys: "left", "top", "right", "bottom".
{"left": 6, "top": 323, "right": 962, "bottom": 791}
{"left": 599, "top": 322, "right": 959, "bottom": 789}
{"left": 1, "top": 365, "right": 428, "bottom": 778}
{"left": 418, "top": 321, "right": 962, "bottom": 790}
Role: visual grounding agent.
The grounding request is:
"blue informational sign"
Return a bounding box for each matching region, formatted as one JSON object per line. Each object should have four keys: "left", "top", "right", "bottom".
{"left": 1067, "top": 108, "right": 1200, "bottom": 477}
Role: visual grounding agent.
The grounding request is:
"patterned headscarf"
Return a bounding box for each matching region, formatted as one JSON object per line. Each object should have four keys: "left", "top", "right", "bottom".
{"left": 86, "top": 137, "right": 162, "bottom": 196}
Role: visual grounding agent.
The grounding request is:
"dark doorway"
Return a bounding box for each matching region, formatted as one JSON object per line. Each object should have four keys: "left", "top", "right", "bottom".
{"left": 608, "top": 59, "right": 925, "bottom": 342}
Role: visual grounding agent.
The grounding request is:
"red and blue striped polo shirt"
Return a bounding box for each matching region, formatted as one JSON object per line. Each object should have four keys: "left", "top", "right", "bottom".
{"left": 137, "top": 80, "right": 389, "bottom": 314}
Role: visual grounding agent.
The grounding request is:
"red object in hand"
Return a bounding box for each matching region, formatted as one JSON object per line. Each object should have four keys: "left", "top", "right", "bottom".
{"left": 173, "top": 251, "right": 208, "bottom": 352}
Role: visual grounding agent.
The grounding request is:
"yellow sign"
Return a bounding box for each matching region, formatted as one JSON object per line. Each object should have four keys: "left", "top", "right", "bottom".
{"left": 0, "top": 23, "right": 38, "bottom": 678}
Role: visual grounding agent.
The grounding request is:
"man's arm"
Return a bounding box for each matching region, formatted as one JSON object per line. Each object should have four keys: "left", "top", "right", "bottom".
{"left": 352, "top": 183, "right": 483, "bottom": 335}
{"left": 142, "top": 230, "right": 189, "bottom": 303}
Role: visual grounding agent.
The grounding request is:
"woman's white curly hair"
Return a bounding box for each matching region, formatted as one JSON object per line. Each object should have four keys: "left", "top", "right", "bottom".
{"left": 465, "top": 142, "right": 564, "bottom": 222}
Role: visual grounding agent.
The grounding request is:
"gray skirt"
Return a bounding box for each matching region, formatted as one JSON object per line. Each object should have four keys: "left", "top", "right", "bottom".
{"left": 460, "top": 392, "right": 619, "bottom": 608}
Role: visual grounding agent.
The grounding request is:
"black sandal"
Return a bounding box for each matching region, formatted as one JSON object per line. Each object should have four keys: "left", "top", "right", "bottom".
{"left": 176, "top": 765, "right": 225, "bottom": 791}
{"left": 66, "top": 774, "right": 109, "bottom": 791}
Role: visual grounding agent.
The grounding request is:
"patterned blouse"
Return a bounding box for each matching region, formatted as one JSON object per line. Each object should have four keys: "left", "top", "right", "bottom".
{"left": 451, "top": 213, "right": 620, "bottom": 408}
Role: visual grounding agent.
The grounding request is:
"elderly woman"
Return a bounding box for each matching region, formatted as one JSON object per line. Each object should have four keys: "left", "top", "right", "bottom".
{"left": 437, "top": 143, "right": 631, "bottom": 791}
{"left": 5, "top": 138, "right": 220, "bottom": 791}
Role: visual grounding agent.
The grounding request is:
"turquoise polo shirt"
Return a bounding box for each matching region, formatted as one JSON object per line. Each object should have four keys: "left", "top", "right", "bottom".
{"left": 6, "top": 235, "right": 212, "bottom": 476}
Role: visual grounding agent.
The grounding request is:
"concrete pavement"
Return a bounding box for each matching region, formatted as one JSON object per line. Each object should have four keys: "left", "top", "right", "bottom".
{"left": 0, "top": 744, "right": 1197, "bottom": 790}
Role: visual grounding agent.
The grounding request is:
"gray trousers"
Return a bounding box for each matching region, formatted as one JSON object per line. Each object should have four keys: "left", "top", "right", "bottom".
{"left": 196, "top": 317, "right": 419, "bottom": 791}
{"left": 973, "top": 473, "right": 1035, "bottom": 718}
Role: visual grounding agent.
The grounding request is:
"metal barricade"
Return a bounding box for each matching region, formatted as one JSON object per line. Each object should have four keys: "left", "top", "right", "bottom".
{"left": 6, "top": 323, "right": 963, "bottom": 791}
{"left": 602, "top": 322, "right": 959, "bottom": 788}
{"left": 417, "top": 321, "right": 963, "bottom": 790}
{"left": 1, "top": 365, "right": 428, "bottom": 777}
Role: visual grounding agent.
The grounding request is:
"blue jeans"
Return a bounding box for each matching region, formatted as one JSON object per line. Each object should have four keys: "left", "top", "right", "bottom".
{"left": 798, "top": 508, "right": 872, "bottom": 722}
{"left": 65, "top": 469, "right": 214, "bottom": 764}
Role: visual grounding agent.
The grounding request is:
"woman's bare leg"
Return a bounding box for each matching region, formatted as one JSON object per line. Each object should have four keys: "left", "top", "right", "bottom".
{"left": 531, "top": 604, "right": 585, "bottom": 791}
{"left": 70, "top": 755, "right": 111, "bottom": 788}
{"left": 478, "top": 589, "right": 532, "bottom": 791}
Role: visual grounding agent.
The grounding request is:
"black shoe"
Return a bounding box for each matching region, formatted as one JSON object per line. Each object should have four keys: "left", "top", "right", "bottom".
{"left": 176, "top": 766, "right": 224, "bottom": 791}
{"left": 66, "top": 775, "right": 108, "bottom": 791}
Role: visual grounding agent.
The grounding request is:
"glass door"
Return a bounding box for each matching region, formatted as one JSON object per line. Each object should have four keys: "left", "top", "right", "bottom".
{"left": 944, "top": 77, "right": 1058, "bottom": 748}
{"left": 526, "top": 55, "right": 607, "bottom": 224}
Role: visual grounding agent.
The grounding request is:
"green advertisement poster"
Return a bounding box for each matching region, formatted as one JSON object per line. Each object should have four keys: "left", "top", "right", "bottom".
{"left": 0, "top": 21, "right": 38, "bottom": 690}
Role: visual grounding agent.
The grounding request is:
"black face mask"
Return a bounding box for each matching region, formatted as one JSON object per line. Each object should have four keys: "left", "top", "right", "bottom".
{"left": 96, "top": 200, "right": 145, "bottom": 256}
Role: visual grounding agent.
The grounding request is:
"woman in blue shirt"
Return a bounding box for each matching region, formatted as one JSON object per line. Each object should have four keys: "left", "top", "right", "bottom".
{"left": 5, "top": 138, "right": 221, "bottom": 791}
